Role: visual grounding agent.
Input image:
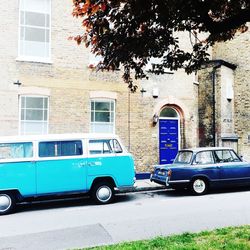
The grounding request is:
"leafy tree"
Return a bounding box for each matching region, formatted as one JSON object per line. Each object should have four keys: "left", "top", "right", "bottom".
{"left": 72, "top": 0, "right": 249, "bottom": 91}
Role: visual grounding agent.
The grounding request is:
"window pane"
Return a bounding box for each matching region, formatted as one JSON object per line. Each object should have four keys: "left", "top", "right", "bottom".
{"left": 61, "top": 141, "right": 82, "bottom": 156}
{"left": 25, "top": 110, "right": 43, "bottom": 120}
{"left": 110, "top": 139, "right": 123, "bottom": 153}
{"left": 24, "top": 27, "right": 46, "bottom": 42}
{"left": 91, "top": 123, "right": 114, "bottom": 133}
{"left": 45, "top": 14, "right": 50, "bottom": 28}
{"left": 160, "top": 108, "right": 178, "bottom": 118}
{"left": 22, "top": 0, "right": 50, "bottom": 14}
{"left": 26, "top": 97, "right": 44, "bottom": 109}
{"left": 89, "top": 140, "right": 112, "bottom": 154}
{"left": 21, "top": 121, "right": 47, "bottom": 135}
{"left": 21, "top": 40, "right": 47, "bottom": 57}
{"left": 39, "top": 142, "right": 56, "bottom": 157}
{"left": 95, "top": 112, "right": 110, "bottom": 122}
{"left": 21, "top": 109, "right": 25, "bottom": 120}
{"left": 195, "top": 151, "right": 214, "bottom": 165}
{"left": 174, "top": 151, "right": 192, "bottom": 164}
{"left": 44, "top": 110, "right": 48, "bottom": 120}
{"left": 214, "top": 150, "right": 240, "bottom": 163}
{"left": 110, "top": 112, "right": 114, "bottom": 122}
{"left": 20, "top": 11, "right": 25, "bottom": 25}
{"left": 39, "top": 141, "right": 82, "bottom": 157}
{"left": 91, "top": 111, "right": 95, "bottom": 122}
{"left": 91, "top": 101, "right": 94, "bottom": 110}
{"left": 111, "top": 102, "right": 114, "bottom": 111}
{"left": 20, "top": 27, "right": 25, "bottom": 40}
{"left": 0, "top": 142, "right": 33, "bottom": 159}
{"left": 95, "top": 102, "right": 110, "bottom": 111}
{"left": 44, "top": 98, "right": 48, "bottom": 108}
{"left": 45, "top": 29, "right": 50, "bottom": 43}
{"left": 25, "top": 12, "right": 46, "bottom": 27}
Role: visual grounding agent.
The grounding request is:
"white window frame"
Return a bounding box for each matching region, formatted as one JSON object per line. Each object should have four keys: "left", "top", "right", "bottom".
{"left": 17, "top": 0, "right": 52, "bottom": 63}
{"left": 90, "top": 99, "right": 115, "bottom": 134}
{"left": 19, "top": 95, "right": 49, "bottom": 135}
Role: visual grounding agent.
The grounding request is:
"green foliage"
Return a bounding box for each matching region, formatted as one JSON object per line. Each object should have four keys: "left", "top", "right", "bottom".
{"left": 82, "top": 225, "right": 250, "bottom": 250}
{"left": 72, "top": 0, "right": 250, "bottom": 90}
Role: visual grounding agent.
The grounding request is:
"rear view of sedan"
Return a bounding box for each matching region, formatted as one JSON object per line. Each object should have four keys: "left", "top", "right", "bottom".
{"left": 150, "top": 147, "right": 250, "bottom": 195}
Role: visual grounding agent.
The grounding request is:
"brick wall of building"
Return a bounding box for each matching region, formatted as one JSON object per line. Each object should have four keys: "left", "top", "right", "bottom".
{"left": 212, "top": 25, "right": 250, "bottom": 160}
{"left": 0, "top": 0, "right": 199, "bottom": 171}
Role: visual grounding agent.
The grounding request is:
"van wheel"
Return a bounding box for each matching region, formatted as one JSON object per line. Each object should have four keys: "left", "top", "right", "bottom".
{"left": 0, "top": 193, "right": 16, "bottom": 215}
{"left": 190, "top": 178, "right": 208, "bottom": 195}
{"left": 91, "top": 182, "right": 114, "bottom": 204}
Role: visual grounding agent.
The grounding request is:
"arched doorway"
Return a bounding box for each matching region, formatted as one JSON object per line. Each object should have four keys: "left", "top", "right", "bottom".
{"left": 159, "top": 107, "right": 180, "bottom": 164}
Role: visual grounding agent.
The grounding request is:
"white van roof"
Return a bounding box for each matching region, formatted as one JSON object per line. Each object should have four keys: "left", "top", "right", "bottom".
{"left": 0, "top": 133, "right": 120, "bottom": 143}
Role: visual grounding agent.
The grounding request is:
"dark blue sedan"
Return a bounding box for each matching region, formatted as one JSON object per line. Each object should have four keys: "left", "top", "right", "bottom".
{"left": 150, "top": 147, "right": 250, "bottom": 195}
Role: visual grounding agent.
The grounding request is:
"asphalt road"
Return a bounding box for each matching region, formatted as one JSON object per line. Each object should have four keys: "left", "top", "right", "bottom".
{"left": 0, "top": 188, "right": 250, "bottom": 250}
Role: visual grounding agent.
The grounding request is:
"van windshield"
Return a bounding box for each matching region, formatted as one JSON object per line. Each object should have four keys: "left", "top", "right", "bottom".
{"left": 174, "top": 151, "right": 193, "bottom": 164}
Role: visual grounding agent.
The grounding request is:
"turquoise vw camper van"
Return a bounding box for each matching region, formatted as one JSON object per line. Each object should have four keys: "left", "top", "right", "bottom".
{"left": 0, "top": 133, "right": 135, "bottom": 215}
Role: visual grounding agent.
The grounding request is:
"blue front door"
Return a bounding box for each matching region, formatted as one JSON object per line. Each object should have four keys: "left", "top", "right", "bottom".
{"left": 159, "top": 119, "right": 179, "bottom": 164}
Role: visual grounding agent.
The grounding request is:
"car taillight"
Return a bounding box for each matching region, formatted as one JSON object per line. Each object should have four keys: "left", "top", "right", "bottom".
{"left": 167, "top": 169, "right": 172, "bottom": 177}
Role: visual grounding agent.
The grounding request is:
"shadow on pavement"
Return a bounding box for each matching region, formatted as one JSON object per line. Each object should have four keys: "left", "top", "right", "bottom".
{"left": 15, "top": 185, "right": 249, "bottom": 214}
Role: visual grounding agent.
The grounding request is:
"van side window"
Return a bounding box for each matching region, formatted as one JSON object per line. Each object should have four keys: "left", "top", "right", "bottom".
{"left": 39, "top": 140, "right": 82, "bottom": 157}
{"left": 0, "top": 142, "right": 33, "bottom": 159}
{"left": 110, "top": 139, "right": 123, "bottom": 153}
{"left": 89, "top": 139, "right": 123, "bottom": 155}
{"left": 89, "top": 140, "right": 113, "bottom": 154}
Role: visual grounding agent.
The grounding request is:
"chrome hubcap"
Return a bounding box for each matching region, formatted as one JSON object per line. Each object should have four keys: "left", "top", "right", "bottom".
{"left": 193, "top": 179, "right": 206, "bottom": 194}
{"left": 0, "top": 194, "right": 11, "bottom": 212}
{"left": 96, "top": 186, "right": 112, "bottom": 202}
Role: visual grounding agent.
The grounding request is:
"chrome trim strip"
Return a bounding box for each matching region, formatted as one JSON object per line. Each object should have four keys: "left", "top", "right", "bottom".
{"left": 168, "top": 180, "right": 190, "bottom": 184}
{"left": 211, "top": 177, "right": 250, "bottom": 182}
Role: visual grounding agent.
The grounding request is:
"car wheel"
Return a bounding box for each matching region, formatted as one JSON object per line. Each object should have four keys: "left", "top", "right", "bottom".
{"left": 91, "top": 182, "right": 114, "bottom": 204}
{"left": 191, "top": 178, "right": 208, "bottom": 195}
{"left": 0, "top": 193, "right": 16, "bottom": 215}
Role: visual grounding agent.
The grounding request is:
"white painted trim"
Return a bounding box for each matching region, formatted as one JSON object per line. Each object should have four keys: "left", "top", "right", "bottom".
{"left": 90, "top": 91, "right": 117, "bottom": 100}
{"left": 18, "top": 87, "right": 51, "bottom": 96}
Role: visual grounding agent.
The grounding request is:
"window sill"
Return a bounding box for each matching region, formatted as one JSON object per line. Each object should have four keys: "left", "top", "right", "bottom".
{"left": 16, "top": 56, "right": 53, "bottom": 64}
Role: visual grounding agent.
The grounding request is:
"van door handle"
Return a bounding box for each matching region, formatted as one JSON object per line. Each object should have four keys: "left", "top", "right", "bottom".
{"left": 88, "top": 161, "right": 102, "bottom": 166}
{"left": 79, "top": 162, "right": 86, "bottom": 167}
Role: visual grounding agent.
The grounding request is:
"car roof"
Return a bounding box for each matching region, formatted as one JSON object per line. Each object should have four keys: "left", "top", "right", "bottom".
{"left": 179, "top": 147, "right": 234, "bottom": 153}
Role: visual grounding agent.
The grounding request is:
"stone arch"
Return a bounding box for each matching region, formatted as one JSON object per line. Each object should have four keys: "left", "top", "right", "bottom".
{"left": 154, "top": 96, "right": 189, "bottom": 149}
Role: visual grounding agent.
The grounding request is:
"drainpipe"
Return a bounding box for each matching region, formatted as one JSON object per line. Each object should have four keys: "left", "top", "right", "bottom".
{"left": 212, "top": 65, "right": 220, "bottom": 147}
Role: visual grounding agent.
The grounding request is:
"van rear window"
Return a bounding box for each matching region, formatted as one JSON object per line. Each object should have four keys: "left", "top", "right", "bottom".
{"left": 39, "top": 140, "right": 83, "bottom": 157}
{"left": 0, "top": 142, "right": 33, "bottom": 160}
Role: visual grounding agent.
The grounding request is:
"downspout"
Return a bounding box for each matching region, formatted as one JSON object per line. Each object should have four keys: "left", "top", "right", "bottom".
{"left": 212, "top": 65, "right": 220, "bottom": 147}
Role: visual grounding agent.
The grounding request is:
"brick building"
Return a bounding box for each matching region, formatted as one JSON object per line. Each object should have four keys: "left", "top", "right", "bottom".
{"left": 1, "top": 1, "right": 249, "bottom": 172}
{"left": 0, "top": 0, "right": 199, "bottom": 173}
{"left": 198, "top": 25, "right": 250, "bottom": 161}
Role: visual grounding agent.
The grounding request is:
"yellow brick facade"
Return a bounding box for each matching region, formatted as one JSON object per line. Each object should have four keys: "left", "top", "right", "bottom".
{"left": 0, "top": 0, "right": 202, "bottom": 172}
